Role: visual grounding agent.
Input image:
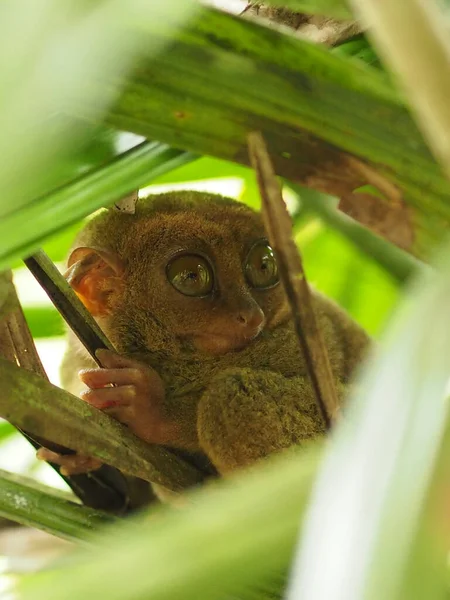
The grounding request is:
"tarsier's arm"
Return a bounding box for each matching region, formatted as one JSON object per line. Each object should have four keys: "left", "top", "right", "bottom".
{"left": 197, "top": 368, "right": 333, "bottom": 474}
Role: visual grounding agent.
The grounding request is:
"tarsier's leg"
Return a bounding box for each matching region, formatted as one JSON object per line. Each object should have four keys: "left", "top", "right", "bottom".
{"left": 197, "top": 368, "right": 334, "bottom": 474}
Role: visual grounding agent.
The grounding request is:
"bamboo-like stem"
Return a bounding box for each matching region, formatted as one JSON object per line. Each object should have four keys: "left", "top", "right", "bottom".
{"left": 0, "top": 469, "right": 115, "bottom": 543}
{"left": 248, "top": 131, "right": 339, "bottom": 427}
{"left": 348, "top": 0, "right": 450, "bottom": 177}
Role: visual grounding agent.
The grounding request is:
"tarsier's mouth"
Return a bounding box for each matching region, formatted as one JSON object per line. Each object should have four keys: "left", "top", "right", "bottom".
{"left": 192, "top": 328, "right": 263, "bottom": 355}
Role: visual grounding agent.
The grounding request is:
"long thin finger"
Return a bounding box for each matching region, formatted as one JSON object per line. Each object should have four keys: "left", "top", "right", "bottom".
{"left": 79, "top": 367, "right": 144, "bottom": 389}
{"left": 80, "top": 385, "right": 136, "bottom": 409}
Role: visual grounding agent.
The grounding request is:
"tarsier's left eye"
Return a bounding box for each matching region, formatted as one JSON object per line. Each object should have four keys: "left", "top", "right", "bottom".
{"left": 245, "top": 241, "right": 279, "bottom": 289}
{"left": 166, "top": 254, "right": 214, "bottom": 297}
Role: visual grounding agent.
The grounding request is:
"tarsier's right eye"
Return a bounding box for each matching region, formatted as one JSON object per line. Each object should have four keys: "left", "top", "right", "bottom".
{"left": 166, "top": 254, "right": 214, "bottom": 297}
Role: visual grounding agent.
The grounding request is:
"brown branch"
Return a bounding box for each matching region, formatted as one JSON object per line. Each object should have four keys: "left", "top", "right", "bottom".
{"left": 247, "top": 131, "right": 339, "bottom": 427}
{"left": 24, "top": 251, "right": 114, "bottom": 366}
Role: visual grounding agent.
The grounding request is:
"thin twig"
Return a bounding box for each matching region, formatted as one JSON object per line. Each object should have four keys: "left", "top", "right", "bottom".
{"left": 24, "top": 250, "right": 114, "bottom": 366}
{"left": 247, "top": 131, "right": 339, "bottom": 427}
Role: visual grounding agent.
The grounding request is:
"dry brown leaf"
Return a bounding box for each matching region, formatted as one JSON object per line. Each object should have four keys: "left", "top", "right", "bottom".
{"left": 338, "top": 192, "right": 415, "bottom": 251}
{"left": 243, "top": 3, "right": 363, "bottom": 46}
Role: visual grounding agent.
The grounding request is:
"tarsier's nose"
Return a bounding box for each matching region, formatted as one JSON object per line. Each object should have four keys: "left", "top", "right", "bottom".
{"left": 236, "top": 307, "right": 265, "bottom": 331}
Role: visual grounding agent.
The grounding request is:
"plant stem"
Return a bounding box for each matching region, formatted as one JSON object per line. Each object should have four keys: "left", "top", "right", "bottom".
{"left": 0, "top": 469, "right": 115, "bottom": 543}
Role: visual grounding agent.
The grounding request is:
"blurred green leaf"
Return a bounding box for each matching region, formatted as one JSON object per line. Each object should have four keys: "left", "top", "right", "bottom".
{"left": 20, "top": 444, "right": 321, "bottom": 600}
{"left": 332, "top": 35, "right": 383, "bottom": 69}
{"left": 0, "top": 420, "right": 17, "bottom": 443}
{"left": 0, "top": 0, "right": 198, "bottom": 258}
{"left": 0, "top": 142, "right": 197, "bottom": 270}
{"left": 288, "top": 240, "right": 450, "bottom": 600}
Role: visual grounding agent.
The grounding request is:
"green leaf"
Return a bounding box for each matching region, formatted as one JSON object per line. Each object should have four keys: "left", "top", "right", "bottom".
{"left": 0, "top": 469, "right": 115, "bottom": 543}
{"left": 0, "top": 0, "right": 196, "bottom": 219}
{"left": 0, "top": 142, "right": 197, "bottom": 270}
{"left": 80, "top": 3, "right": 450, "bottom": 259}
{"left": 0, "top": 420, "right": 17, "bottom": 443}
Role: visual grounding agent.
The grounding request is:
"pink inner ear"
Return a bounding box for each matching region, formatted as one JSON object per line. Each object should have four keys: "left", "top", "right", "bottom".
{"left": 67, "top": 246, "right": 124, "bottom": 276}
{"left": 65, "top": 247, "right": 124, "bottom": 317}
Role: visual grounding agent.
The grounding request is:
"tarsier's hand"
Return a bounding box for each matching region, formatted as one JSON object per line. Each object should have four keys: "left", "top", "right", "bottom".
{"left": 79, "top": 349, "right": 177, "bottom": 446}
{"left": 37, "top": 350, "right": 178, "bottom": 476}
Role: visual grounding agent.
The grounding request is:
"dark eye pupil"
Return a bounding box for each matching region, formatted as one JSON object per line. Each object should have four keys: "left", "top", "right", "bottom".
{"left": 167, "top": 255, "right": 213, "bottom": 297}
{"left": 245, "top": 242, "right": 279, "bottom": 289}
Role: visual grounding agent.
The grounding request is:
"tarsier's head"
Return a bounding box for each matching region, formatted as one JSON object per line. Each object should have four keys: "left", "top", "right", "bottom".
{"left": 66, "top": 191, "right": 289, "bottom": 357}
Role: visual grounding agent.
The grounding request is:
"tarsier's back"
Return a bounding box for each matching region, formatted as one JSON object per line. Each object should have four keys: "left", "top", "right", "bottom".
{"left": 59, "top": 191, "right": 370, "bottom": 477}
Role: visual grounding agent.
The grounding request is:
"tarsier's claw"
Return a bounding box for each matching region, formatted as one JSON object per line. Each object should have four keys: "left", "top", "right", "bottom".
{"left": 36, "top": 448, "right": 102, "bottom": 475}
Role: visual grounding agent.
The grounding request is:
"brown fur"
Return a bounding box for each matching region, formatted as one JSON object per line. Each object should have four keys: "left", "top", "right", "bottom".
{"left": 61, "top": 191, "right": 370, "bottom": 474}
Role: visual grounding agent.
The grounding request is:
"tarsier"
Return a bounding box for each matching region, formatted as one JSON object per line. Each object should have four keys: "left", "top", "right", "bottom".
{"left": 38, "top": 191, "right": 369, "bottom": 487}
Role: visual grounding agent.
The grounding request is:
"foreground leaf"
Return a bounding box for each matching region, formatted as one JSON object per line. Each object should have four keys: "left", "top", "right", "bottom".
{"left": 20, "top": 445, "right": 321, "bottom": 600}
{"left": 287, "top": 241, "right": 450, "bottom": 599}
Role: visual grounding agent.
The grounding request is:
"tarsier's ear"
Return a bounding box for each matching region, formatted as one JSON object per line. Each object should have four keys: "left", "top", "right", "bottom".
{"left": 65, "top": 247, "right": 125, "bottom": 316}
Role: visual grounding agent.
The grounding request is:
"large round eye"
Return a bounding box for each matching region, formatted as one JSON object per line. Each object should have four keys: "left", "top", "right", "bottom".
{"left": 166, "top": 254, "right": 213, "bottom": 297}
{"left": 245, "top": 241, "right": 279, "bottom": 289}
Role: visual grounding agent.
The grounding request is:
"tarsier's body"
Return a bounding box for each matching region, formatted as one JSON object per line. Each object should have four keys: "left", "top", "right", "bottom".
{"left": 43, "top": 191, "right": 369, "bottom": 478}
